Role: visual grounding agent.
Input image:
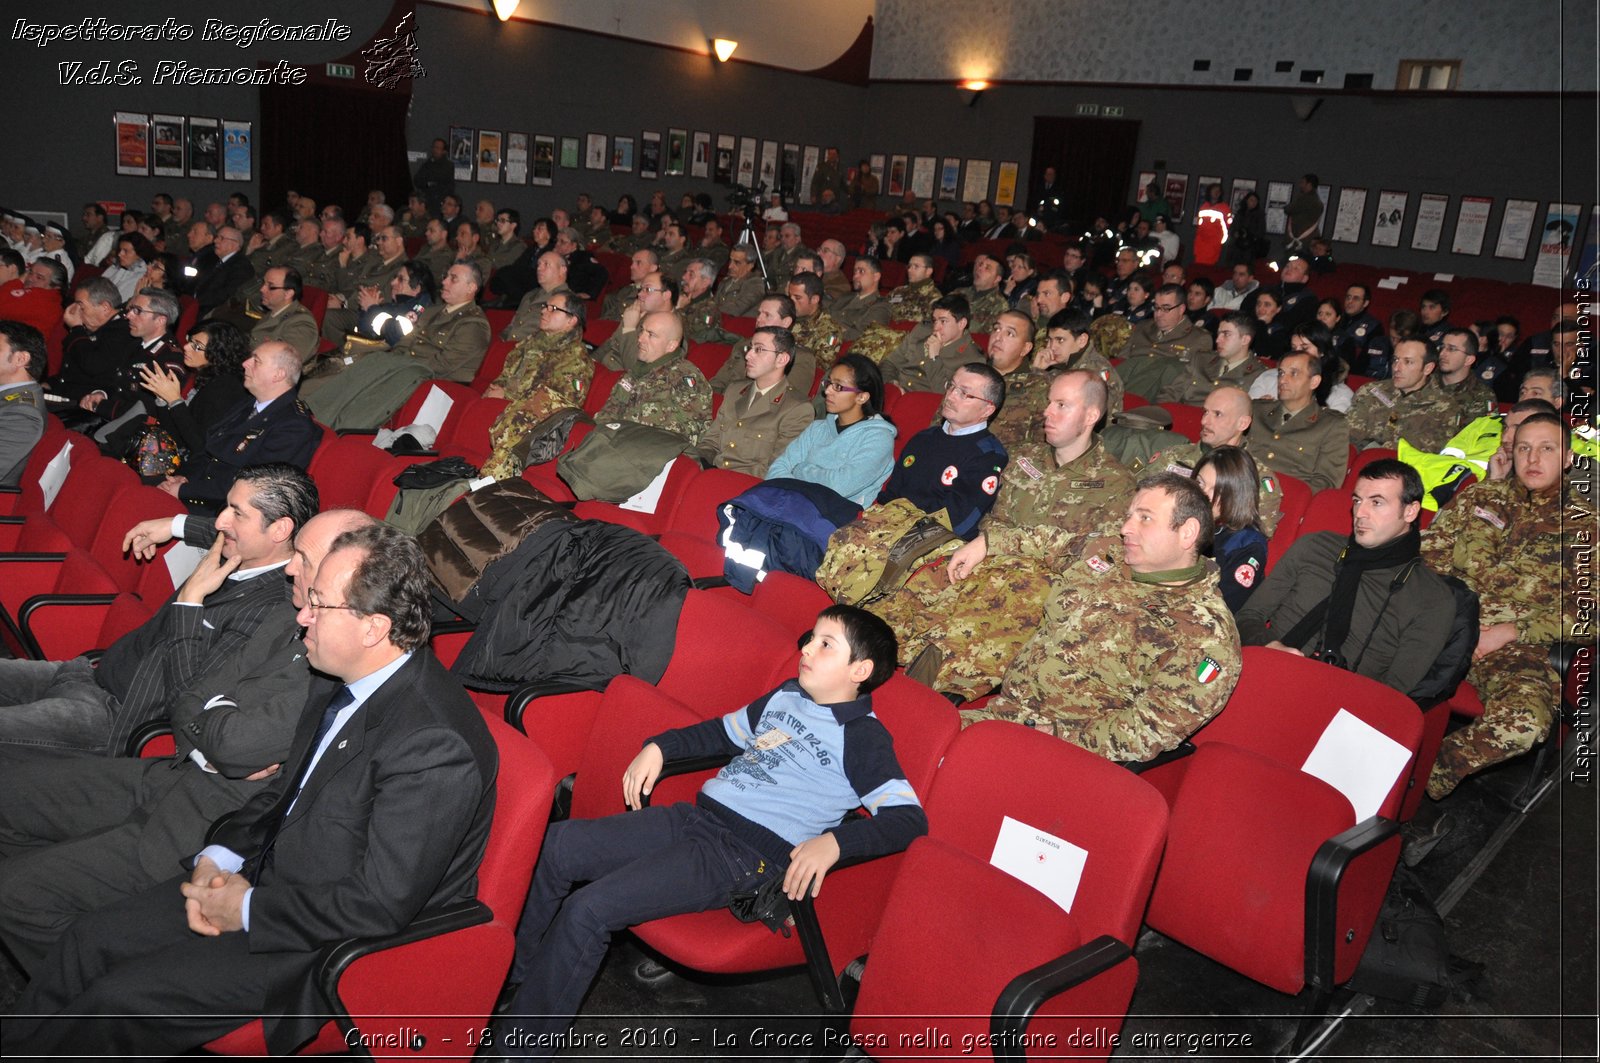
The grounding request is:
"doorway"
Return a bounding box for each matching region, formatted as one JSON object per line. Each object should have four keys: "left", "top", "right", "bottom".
{"left": 1028, "top": 116, "right": 1140, "bottom": 233}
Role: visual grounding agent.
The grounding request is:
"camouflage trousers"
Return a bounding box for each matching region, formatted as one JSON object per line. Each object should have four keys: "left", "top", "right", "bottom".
{"left": 871, "top": 554, "right": 1055, "bottom": 702}
{"left": 1427, "top": 642, "right": 1558, "bottom": 799}
{"left": 845, "top": 324, "right": 904, "bottom": 366}
{"left": 479, "top": 391, "right": 564, "bottom": 480}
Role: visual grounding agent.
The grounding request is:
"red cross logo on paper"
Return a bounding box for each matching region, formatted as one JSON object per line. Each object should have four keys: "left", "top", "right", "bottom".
{"left": 1036, "top": 852, "right": 1046, "bottom": 863}
{"left": 1234, "top": 563, "right": 1256, "bottom": 588}
{"left": 940, "top": 465, "right": 959, "bottom": 485}
{"left": 981, "top": 474, "right": 998, "bottom": 495}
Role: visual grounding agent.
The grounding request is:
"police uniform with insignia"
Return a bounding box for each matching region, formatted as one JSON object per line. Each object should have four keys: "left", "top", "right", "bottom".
{"left": 0, "top": 380, "right": 45, "bottom": 487}
{"left": 969, "top": 542, "right": 1241, "bottom": 763}
{"left": 178, "top": 391, "right": 321, "bottom": 512}
{"left": 1155, "top": 350, "right": 1269, "bottom": 406}
{"left": 594, "top": 348, "right": 712, "bottom": 445}
{"left": 692, "top": 375, "right": 814, "bottom": 476}
{"left": 1346, "top": 375, "right": 1463, "bottom": 452}
{"left": 1247, "top": 398, "right": 1349, "bottom": 492}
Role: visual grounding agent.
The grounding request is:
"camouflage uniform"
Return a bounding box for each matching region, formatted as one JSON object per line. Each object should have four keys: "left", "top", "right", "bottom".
{"left": 879, "top": 328, "right": 982, "bottom": 394}
{"left": 594, "top": 349, "right": 712, "bottom": 445}
{"left": 1440, "top": 373, "right": 1500, "bottom": 425}
{"left": 949, "top": 286, "right": 1009, "bottom": 334}
{"left": 987, "top": 368, "right": 1052, "bottom": 452}
{"left": 480, "top": 331, "right": 594, "bottom": 480}
{"left": 1423, "top": 479, "right": 1593, "bottom": 797}
{"left": 678, "top": 291, "right": 728, "bottom": 344}
{"left": 967, "top": 545, "right": 1241, "bottom": 763}
{"left": 843, "top": 323, "right": 912, "bottom": 366}
{"left": 791, "top": 310, "right": 844, "bottom": 374}
{"left": 1134, "top": 442, "right": 1284, "bottom": 536}
{"left": 502, "top": 283, "right": 578, "bottom": 342}
{"left": 1089, "top": 316, "right": 1132, "bottom": 364}
{"left": 708, "top": 338, "right": 816, "bottom": 397}
{"left": 831, "top": 292, "right": 892, "bottom": 342}
{"left": 1155, "top": 352, "right": 1269, "bottom": 406}
{"left": 600, "top": 282, "right": 639, "bottom": 322}
{"left": 884, "top": 278, "right": 942, "bottom": 325}
{"left": 714, "top": 273, "right": 766, "bottom": 319}
{"left": 1247, "top": 399, "right": 1350, "bottom": 492}
{"left": 1116, "top": 317, "right": 1216, "bottom": 400}
{"left": 873, "top": 439, "right": 1134, "bottom": 700}
{"left": 1346, "top": 376, "right": 1464, "bottom": 452}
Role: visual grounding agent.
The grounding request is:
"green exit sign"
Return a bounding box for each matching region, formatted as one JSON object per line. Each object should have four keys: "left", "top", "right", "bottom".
{"left": 1103, "top": 105, "right": 1126, "bottom": 117}
{"left": 326, "top": 63, "right": 356, "bottom": 78}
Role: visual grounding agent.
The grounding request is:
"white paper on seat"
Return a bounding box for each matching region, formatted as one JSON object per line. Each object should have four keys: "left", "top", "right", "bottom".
{"left": 1301, "top": 708, "right": 1413, "bottom": 822}
{"left": 988, "top": 814, "right": 1088, "bottom": 914}
{"left": 413, "top": 385, "right": 455, "bottom": 436}
{"left": 163, "top": 542, "right": 207, "bottom": 587}
{"left": 1433, "top": 273, "right": 1456, "bottom": 282}
{"left": 618, "top": 459, "right": 674, "bottom": 513}
{"left": 1376, "top": 277, "right": 1405, "bottom": 290}
{"left": 39, "top": 440, "right": 72, "bottom": 509}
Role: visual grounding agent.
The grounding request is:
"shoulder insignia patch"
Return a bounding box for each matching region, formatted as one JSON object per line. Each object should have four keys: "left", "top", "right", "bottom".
{"left": 1473, "top": 506, "right": 1506, "bottom": 530}
{"left": 1196, "top": 657, "right": 1222, "bottom": 684}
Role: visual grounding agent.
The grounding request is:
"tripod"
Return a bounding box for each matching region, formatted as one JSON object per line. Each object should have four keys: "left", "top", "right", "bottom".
{"left": 734, "top": 200, "right": 770, "bottom": 288}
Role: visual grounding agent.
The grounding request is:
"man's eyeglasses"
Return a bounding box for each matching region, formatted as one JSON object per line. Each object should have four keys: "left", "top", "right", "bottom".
{"left": 125, "top": 305, "right": 153, "bottom": 317}
{"left": 304, "top": 591, "right": 363, "bottom": 616}
{"left": 1153, "top": 302, "right": 1183, "bottom": 313}
{"left": 747, "top": 345, "right": 782, "bottom": 358}
{"left": 640, "top": 286, "right": 670, "bottom": 295}
{"left": 944, "top": 381, "right": 992, "bottom": 403}
{"left": 543, "top": 303, "right": 577, "bottom": 317}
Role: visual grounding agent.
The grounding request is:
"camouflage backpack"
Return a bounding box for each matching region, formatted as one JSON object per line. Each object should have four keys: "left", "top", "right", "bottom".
{"left": 814, "top": 497, "right": 957, "bottom": 606}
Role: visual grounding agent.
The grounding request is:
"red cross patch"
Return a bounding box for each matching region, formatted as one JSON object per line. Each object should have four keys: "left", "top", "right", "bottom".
{"left": 940, "top": 465, "right": 958, "bottom": 485}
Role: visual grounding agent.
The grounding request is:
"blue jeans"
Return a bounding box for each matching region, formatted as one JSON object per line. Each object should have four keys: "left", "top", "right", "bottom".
{"left": 499, "top": 802, "right": 772, "bottom": 1060}
{"left": 0, "top": 658, "right": 118, "bottom": 754}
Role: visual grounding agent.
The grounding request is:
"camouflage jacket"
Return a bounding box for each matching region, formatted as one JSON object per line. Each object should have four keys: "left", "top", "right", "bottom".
{"left": 1132, "top": 440, "right": 1285, "bottom": 537}
{"left": 494, "top": 329, "right": 592, "bottom": 407}
{"left": 792, "top": 311, "right": 844, "bottom": 373}
{"left": 981, "top": 438, "right": 1135, "bottom": 568}
{"left": 950, "top": 286, "right": 1009, "bottom": 334}
{"left": 1440, "top": 373, "right": 1500, "bottom": 424}
{"left": 988, "top": 368, "right": 1052, "bottom": 453}
{"left": 1346, "top": 377, "right": 1463, "bottom": 452}
{"left": 595, "top": 349, "right": 712, "bottom": 444}
{"left": 885, "top": 278, "right": 941, "bottom": 324}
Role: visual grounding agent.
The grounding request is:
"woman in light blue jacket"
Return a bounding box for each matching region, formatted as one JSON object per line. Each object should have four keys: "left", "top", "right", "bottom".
{"left": 765, "top": 353, "right": 896, "bottom": 506}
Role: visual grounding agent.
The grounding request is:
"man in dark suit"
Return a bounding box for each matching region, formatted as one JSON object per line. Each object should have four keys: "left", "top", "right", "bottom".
{"left": 0, "top": 463, "right": 310, "bottom": 756}
{"left": 6, "top": 525, "right": 498, "bottom": 1058}
{"left": 194, "top": 225, "right": 254, "bottom": 320}
{"left": 43, "top": 276, "right": 139, "bottom": 406}
{"left": 163, "top": 339, "right": 321, "bottom": 513}
{"left": 0, "top": 509, "right": 374, "bottom": 972}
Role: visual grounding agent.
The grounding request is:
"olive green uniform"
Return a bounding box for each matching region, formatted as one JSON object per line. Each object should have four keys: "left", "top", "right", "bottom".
{"left": 884, "top": 278, "right": 941, "bottom": 324}
{"left": 1116, "top": 317, "right": 1216, "bottom": 400}
{"left": 601, "top": 282, "right": 640, "bottom": 322}
{"left": 1440, "top": 373, "right": 1500, "bottom": 424}
{"left": 692, "top": 376, "right": 814, "bottom": 476}
{"left": 1247, "top": 399, "right": 1349, "bottom": 492}
{"left": 708, "top": 339, "right": 816, "bottom": 397}
{"left": 1156, "top": 351, "right": 1269, "bottom": 406}
{"left": 948, "top": 286, "right": 1008, "bottom": 335}
{"left": 831, "top": 291, "right": 892, "bottom": 342}
{"left": 714, "top": 273, "right": 766, "bottom": 319}
{"left": 879, "top": 329, "right": 982, "bottom": 395}
{"left": 249, "top": 303, "right": 320, "bottom": 368}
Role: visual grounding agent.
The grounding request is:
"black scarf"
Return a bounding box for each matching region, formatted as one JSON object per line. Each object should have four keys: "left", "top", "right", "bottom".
{"left": 1281, "top": 528, "right": 1421, "bottom": 661}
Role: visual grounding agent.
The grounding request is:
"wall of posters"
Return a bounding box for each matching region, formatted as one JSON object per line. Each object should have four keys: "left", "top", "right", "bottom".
{"left": 585, "top": 133, "right": 607, "bottom": 171}
{"left": 666, "top": 129, "right": 687, "bottom": 177}
{"left": 1494, "top": 199, "right": 1538, "bottom": 260}
{"left": 691, "top": 131, "right": 712, "bottom": 179}
{"left": 1450, "top": 196, "right": 1493, "bottom": 256}
{"left": 886, "top": 154, "right": 907, "bottom": 196}
{"left": 758, "top": 140, "right": 778, "bottom": 191}
{"left": 1409, "top": 192, "right": 1448, "bottom": 252}
{"left": 222, "top": 120, "right": 251, "bottom": 182}
{"left": 448, "top": 127, "right": 474, "bottom": 180}
{"left": 532, "top": 135, "right": 555, "bottom": 186}
{"left": 1264, "top": 181, "right": 1291, "bottom": 235}
{"left": 1370, "top": 190, "right": 1409, "bottom": 248}
{"left": 1331, "top": 187, "right": 1366, "bottom": 243}
{"left": 640, "top": 131, "right": 661, "bottom": 180}
{"left": 939, "top": 157, "right": 960, "bottom": 200}
{"left": 1532, "top": 202, "right": 1579, "bottom": 288}
{"left": 187, "top": 116, "right": 219, "bottom": 179}
{"left": 962, "top": 159, "right": 991, "bottom": 203}
{"left": 151, "top": 115, "right": 184, "bottom": 178}
{"left": 714, "top": 134, "right": 734, "bottom": 183}
{"left": 995, "top": 162, "right": 1019, "bottom": 207}
{"left": 910, "top": 156, "right": 935, "bottom": 199}
{"left": 476, "top": 130, "right": 502, "bottom": 183}
{"left": 736, "top": 137, "right": 756, "bottom": 187}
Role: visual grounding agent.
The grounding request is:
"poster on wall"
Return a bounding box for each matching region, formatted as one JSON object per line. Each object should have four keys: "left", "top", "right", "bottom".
{"left": 714, "top": 134, "right": 734, "bottom": 184}
{"left": 1370, "top": 190, "right": 1409, "bottom": 248}
{"left": 476, "top": 131, "right": 502, "bottom": 183}
{"left": 1450, "top": 196, "right": 1493, "bottom": 256}
{"left": 962, "top": 159, "right": 991, "bottom": 203}
{"left": 759, "top": 141, "right": 778, "bottom": 191}
{"left": 449, "top": 127, "right": 474, "bottom": 180}
{"left": 187, "top": 116, "right": 219, "bottom": 179}
{"left": 503, "top": 133, "right": 529, "bottom": 185}
{"left": 781, "top": 144, "right": 801, "bottom": 199}
{"left": 799, "top": 146, "right": 819, "bottom": 201}
{"left": 1264, "top": 181, "right": 1291, "bottom": 235}
{"left": 1531, "top": 202, "right": 1580, "bottom": 288}
{"left": 114, "top": 113, "right": 149, "bottom": 177}
{"left": 910, "top": 156, "right": 936, "bottom": 199}
{"left": 939, "top": 157, "right": 961, "bottom": 200}
{"left": 1162, "top": 173, "right": 1189, "bottom": 220}
{"left": 585, "top": 133, "right": 607, "bottom": 171}
{"left": 1135, "top": 171, "right": 1157, "bottom": 203}
{"left": 886, "top": 155, "right": 908, "bottom": 197}
{"left": 869, "top": 154, "right": 886, "bottom": 193}
{"left": 640, "top": 131, "right": 661, "bottom": 180}
{"left": 222, "top": 120, "right": 251, "bottom": 182}
{"left": 1409, "top": 193, "right": 1448, "bottom": 252}
{"left": 1228, "top": 177, "right": 1257, "bottom": 212}
{"left": 995, "top": 162, "right": 1019, "bottom": 207}
{"left": 1494, "top": 198, "right": 1537, "bottom": 259}
{"left": 151, "top": 115, "right": 185, "bottom": 177}
{"left": 666, "top": 129, "right": 687, "bottom": 177}
{"left": 559, "top": 136, "right": 579, "bottom": 169}
{"left": 531, "top": 135, "right": 555, "bottom": 187}
{"left": 736, "top": 137, "right": 757, "bottom": 188}
{"left": 691, "top": 132, "right": 712, "bottom": 179}
{"left": 1196, "top": 174, "right": 1223, "bottom": 211}
{"left": 1331, "top": 187, "right": 1367, "bottom": 243}
{"left": 1576, "top": 205, "right": 1600, "bottom": 283}
{"left": 611, "top": 135, "right": 635, "bottom": 173}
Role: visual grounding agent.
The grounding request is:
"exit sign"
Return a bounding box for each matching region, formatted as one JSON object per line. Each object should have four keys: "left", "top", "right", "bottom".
{"left": 1103, "top": 105, "right": 1126, "bottom": 117}
{"left": 326, "top": 63, "right": 356, "bottom": 78}
{"left": 1076, "top": 103, "right": 1100, "bottom": 116}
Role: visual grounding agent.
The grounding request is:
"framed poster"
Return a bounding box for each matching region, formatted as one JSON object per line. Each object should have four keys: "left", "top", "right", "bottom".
{"left": 1371, "top": 190, "right": 1409, "bottom": 247}
{"left": 504, "top": 132, "right": 529, "bottom": 185}
{"left": 1135, "top": 171, "right": 1158, "bottom": 203}
{"left": 691, "top": 131, "right": 712, "bottom": 179}
{"left": 910, "top": 156, "right": 936, "bottom": 199}
{"left": 1532, "top": 202, "right": 1580, "bottom": 288}
{"left": 640, "top": 131, "right": 661, "bottom": 180}
{"left": 800, "top": 145, "right": 819, "bottom": 201}
{"left": 1331, "top": 187, "right": 1367, "bottom": 243}
{"left": 1409, "top": 192, "right": 1448, "bottom": 252}
{"left": 1162, "top": 173, "right": 1189, "bottom": 220}
{"left": 448, "top": 126, "right": 474, "bottom": 180}
{"left": 1264, "top": 181, "right": 1292, "bottom": 235}
{"left": 781, "top": 143, "right": 800, "bottom": 198}
{"left": 714, "top": 134, "right": 734, "bottom": 184}
{"left": 962, "top": 159, "right": 991, "bottom": 203}
{"left": 939, "top": 157, "right": 961, "bottom": 200}
{"left": 666, "top": 128, "right": 687, "bottom": 177}
{"left": 531, "top": 135, "right": 555, "bottom": 187}
{"left": 995, "top": 161, "right": 1019, "bottom": 207}
{"left": 476, "top": 130, "right": 502, "bottom": 183}
{"left": 585, "top": 133, "right": 607, "bottom": 170}
{"left": 114, "top": 113, "right": 149, "bottom": 177}
{"left": 1450, "top": 196, "right": 1493, "bottom": 256}
{"left": 1229, "top": 177, "right": 1257, "bottom": 212}
{"left": 759, "top": 140, "right": 778, "bottom": 191}
{"left": 222, "top": 120, "right": 251, "bottom": 182}
{"left": 886, "top": 155, "right": 908, "bottom": 197}
{"left": 151, "top": 115, "right": 185, "bottom": 177}
{"left": 559, "top": 136, "right": 580, "bottom": 169}
{"left": 187, "top": 116, "right": 219, "bottom": 179}
{"left": 1577, "top": 205, "right": 1600, "bottom": 283}
{"left": 1196, "top": 174, "right": 1223, "bottom": 212}
{"left": 736, "top": 137, "right": 757, "bottom": 188}
{"left": 611, "top": 135, "right": 634, "bottom": 173}
{"left": 869, "top": 153, "right": 886, "bottom": 191}
{"left": 1494, "top": 198, "right": 1538, "bottom": 260}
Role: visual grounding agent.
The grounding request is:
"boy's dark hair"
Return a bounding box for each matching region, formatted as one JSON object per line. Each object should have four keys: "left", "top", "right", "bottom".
{"left": 815, "top": 605, "right": 897, "bottom": 694}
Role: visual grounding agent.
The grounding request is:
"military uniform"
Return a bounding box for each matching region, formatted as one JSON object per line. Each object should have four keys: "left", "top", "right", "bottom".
{"left": 831, "top": 291, "right": 892, "bottom": 342}
{"left": 1156, "top": 351, "right": 1269, "bottom": 406}
{"left": 1334, "top": 311, "right": 1390, "bottom": 376}
{"left": 1117, "top": 317, "right": 1216, "bottom": 399}
{"left": 873, "top": 439, "right": 1133, "bottom": 700}
{"left": 766, "top": 243, "right": 811, "bottom": 290}
{"left": 969, "top": 545, "right": 1241, "bottom": 763}
{"left": 502, "top": 283, "right": 577, "bottom": 342}
{"left": 879, "top": 328, "right": 982, "bottom": 394}
{"left": 236, "top": 234, "right": 296, "bottom": 302}
{"left": 418, "top": 245, "right": 456, "bottom": 288}
{"left": 714, "top": 273, "right": 766, "bottom": 319}
{"left": 1247, "top": 399, "right": 1349, "bottom": 492}
{"left": 1440, "top": 373, "right": 1499, "bottom": 424}
{"left": 594, "top": 323, "right": 689, "bottom": 374}
{"left": 1423, "top": 479, "right": 1593, "bottom": 797}
{"left": 708, "top": 339, "right": 816, "bottom": 396}
{"left": 601, "top": 282, "right": 640, "bottom": 322}
{"left": 399, "top": 210, "right": 432, "bottom": 241}
{"left": 300, "top": 246, "right": 344, "bottom": 293}
{"left": 820, "top": 270, "right": 851, "bottom": 308}
{"left": 1346, "top": 376, "right": 1463, "bottom": 452}
{"left": 949, "top": 286, "right": 1008, "bottom": 334}
{"left": 697, "top": 241, "right": 731, "bottom": 275}
{"left": 488, "top": 237, "right": 527, "bottom": 274}
{"left": 1064, "top": 343, "right": 1125, "bottom": 417}
{"left": 791, "top": 311, "right": 843, "bottom": 374}
{"left": 884, "top": 278, "right": 941, "bottom": 325}
{"left": 250, "top": 302, "right": 321, "bottom": 368}
{"left": 985, "top": 368, "right": 1052, "bottom": 452}
{"left": 1132, "top": 440, "right": 1286, "bottom": 536}
{"left": 692, "top": 376, "right": 814, "bottom": 476}
{"left": 678, "top": 291, "right": 727, "bottom": 344}
{"left": 480, "top": 331, "right": 594, "bottom": 480}
{"left": 845, "top": 323, "right": 913, "bottom": 367}
{"left": 595, "top": 349, "right": 712, "bottom": 445}
{"left": 0, "top": 381, "right": 45, "bottom": 487}
{"left": 321, "top": 253, "right": 407, "bottom": 342}
{"left": 655, "top": 246, "right": 693, "bottom": 283}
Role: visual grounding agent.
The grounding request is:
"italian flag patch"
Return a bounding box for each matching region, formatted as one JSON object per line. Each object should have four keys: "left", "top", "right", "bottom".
{"left": 1195, "top": 657, "right": 1222, "bottom": 684}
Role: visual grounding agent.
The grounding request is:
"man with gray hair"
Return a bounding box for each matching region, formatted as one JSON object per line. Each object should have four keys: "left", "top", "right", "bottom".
{"left": 502, "top": 251, "right": 577, "bottom": 342}
{"left": 768, "top": 221, "right": 809, "bottom": 288}
{"left": 47, "top": 277, "right": 142, "bottom": 411}
{"left": 194, "top": 226, "right": 253, "bottom": 320}
{"left": 816, "top": 238, "right": 851, "bottom": 307}
{"left": 675, "top": 258, "right": 726, "bottom": 342}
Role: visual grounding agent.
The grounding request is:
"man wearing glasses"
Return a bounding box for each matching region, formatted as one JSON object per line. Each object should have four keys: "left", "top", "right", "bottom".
{"left": 692, "top": 325, "right": 813, "bottom": 475}
{"left": 1118, "top": 282, "right": 1216, "bottom": 400}
{"left": 247, "top": 267, "right": 319, "bottom": 367}
{"left": 1435, "top": 327, "right": 1498, "bottom": 421}
{"left": 194, "top": 226, "right": 254, "bottom": 321}
{"left": 320, "top": 224, "right": 407, "bottom": 344}
{"left": 596, "top": 271, "right": 681, "bottom": 371}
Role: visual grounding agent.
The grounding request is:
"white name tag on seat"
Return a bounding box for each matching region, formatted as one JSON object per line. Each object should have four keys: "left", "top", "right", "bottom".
{"left": 1301, "top": 708, "right": 1412, "bottom": 822}
{"left": 989, "top": 814, "right": 1088, "bottom": 914}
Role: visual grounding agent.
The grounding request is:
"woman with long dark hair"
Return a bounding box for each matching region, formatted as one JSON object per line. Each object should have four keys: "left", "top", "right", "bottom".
{"left": 1194, "top": 445, "right": 1268, "bottom": 612}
